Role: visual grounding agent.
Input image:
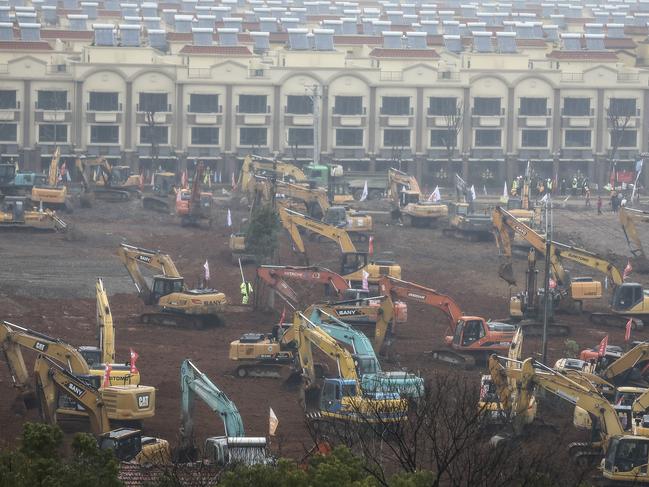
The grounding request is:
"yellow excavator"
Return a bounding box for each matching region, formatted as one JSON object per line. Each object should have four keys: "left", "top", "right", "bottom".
{"left": 35, "top": 356, "right": 170, "bottom": 464}
{"left": 0, "top": 321, "right": 156, "bottom": 424}
{"left": 0, "top": 196, "right": 67, "bottom": 231}
{"left": 493, "top": 206, "right": 649, "bottom": 328}
{"left": 31, "top": 147, "right": 71, "bottom": 212}
{"left": 388, "top": 168, "right": 447, "bottom": 227}
{"left": 117, "top": 243, "right": 227, "bottom": 328}
{"left": 142, "top": 172, "right": 176, "bottom": 213}
{"left": 278, "top": 205, "right": 400, "bottom": 285}
{"left": 489, "top": 354, "right": 649, "bottom": 483}
{"left": 493, "top": 206, "right": 606, "bottom": 313}
{"left": 291, "top": 313, "right": 407, "bottom": 425}
{"left": 620, "top": 207, "right": 649, "bottom": 273}
{"left": 238, "top": 154, "right": 308, "bottom": 195}
{"left": 75, "top": 156, "right": 134, "bottom": 207}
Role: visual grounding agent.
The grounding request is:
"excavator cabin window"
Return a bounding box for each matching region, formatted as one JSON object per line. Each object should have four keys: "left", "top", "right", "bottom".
{"left": 605, "top": 437, "right": 649, "bottom": 475}
{"left": 613, "top": 284, "right": 644, "bottom": 310}
{"left": 341, "top": 253, "right": 369, "bottom": 276}
{"left": 152, "top": 278, "right": 184, "bottom": 300}
{"left": 454, "top": 319, "right": 486, "bottom": 347}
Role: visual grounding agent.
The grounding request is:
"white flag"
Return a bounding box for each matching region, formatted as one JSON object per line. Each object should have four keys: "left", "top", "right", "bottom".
{"left": 359, "top": 180, "right": 368, "bottom": 201}
{"left": 540, "top": 193, "right": 549, "bottom": 204}
{"left": 362, "top": 270, "right": 369, "bottom": 291}
{"left": 203, "top": 260, "right": 210, "bottom": 281}
{"left": 218, "top": 170, "right": 222, "bottom": 183}
{"left": 483, "top": 185, "right": 487, "bottom": 196}
{"left": 269, "top": 407, "right": 279, "bottom": 436}
{"left": 470, "top": 185, "right": 476, "bottom": 201}
{"left": 226, "top": 208, "right": 232, "bottom": 227}
{"left": 636, "top": 159, "right": 644, "bottom": 174}
{"left": 150, "top": 171, "right": 154, "bottom": 187}
{"left": 503, "top": 181, "right": 508, "bottom": 197}
{"left": 428, "top": 185, "right": 441, "bottom": 202}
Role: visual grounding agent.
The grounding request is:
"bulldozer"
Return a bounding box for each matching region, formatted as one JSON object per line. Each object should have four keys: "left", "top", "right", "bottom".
{"left": 117, "top": 243, "right": 227, "bottom": 328}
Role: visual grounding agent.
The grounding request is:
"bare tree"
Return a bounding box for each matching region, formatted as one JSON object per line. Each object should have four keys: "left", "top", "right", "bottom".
{"left": 442, "top": 101, "right": 464, "bottom": 169}
{"left": 607, "top": 107, "right": 633, "bottom": 187}
{"left": 306, "top": 372, "right": 590, "bottom": 487}
{"left": 145, "top": 110, "right": 159, "bottom": 173}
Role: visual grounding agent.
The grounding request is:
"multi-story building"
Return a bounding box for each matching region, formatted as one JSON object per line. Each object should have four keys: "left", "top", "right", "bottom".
{"left": 0, "top": 0, "right": 649, "bottom": 189}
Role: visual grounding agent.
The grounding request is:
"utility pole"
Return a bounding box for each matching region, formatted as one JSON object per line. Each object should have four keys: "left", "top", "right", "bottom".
{"left": 306, "top": 85, "right": 321, "bottom": 165}
{"left": 541, "top": 195, "right": 552, "bottom": 364}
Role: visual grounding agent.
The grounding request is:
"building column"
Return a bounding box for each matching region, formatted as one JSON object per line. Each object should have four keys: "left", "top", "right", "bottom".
{"left": 642, "top": 89, "right": 649, "bottom": 190}
{"left": 124, "top": 81, "right": 133, "bottom": 150}
{"left": 175, "top": 83, "right": 184, "bottom": 157}
{"left": 552, "top": 88, "right": 561, "bottom": 180}
{"left": 368, "top": 86, "right": 377, "bottom": 157}
{"left": 74, "top": 80, "right": 83, "bottom": 151}
{"left": 506, "top": 86, "right": 515, "bottom": 157}
{"left": 320, "top": 84, "right": 329, "bottom": 156}
{"left": 224, "top": 84, "right": 233, "bottom": 153}
{"left": 272, "top": 85, "right": 280, "bottom": 153}
{"left": 21, "top": 80, "right": 39, "bottom": 171}
{"left": 595, "top": 88, "right": 605, "bottom": 188}
{"left": 414, "top": 87, "right": 424, "bottom": 182}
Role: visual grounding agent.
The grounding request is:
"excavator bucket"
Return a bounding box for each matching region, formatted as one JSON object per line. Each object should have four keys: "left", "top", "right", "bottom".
{"left": 498, "top": 262, "right": 516, "bottom": 286}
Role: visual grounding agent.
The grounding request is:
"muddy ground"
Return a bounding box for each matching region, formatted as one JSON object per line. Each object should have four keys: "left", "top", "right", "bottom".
{"left": 0, "top": 193, "right": 647, "bottom": 460}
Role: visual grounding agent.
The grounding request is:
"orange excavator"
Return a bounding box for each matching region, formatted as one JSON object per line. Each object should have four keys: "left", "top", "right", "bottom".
{"left": 256, "top": 265, "right": 351, "bottom": 305}
{"left": 378, "top": 276, "right": 515, "bottom": 368}
{"left": 175, "top": 162, "right": 213, "bottom": 227}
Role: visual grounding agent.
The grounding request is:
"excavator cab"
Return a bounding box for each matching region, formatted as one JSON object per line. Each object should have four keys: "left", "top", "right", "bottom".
{"left": 323, "top": 207, "right": 348, "bottom": 228}
{"left": 153, "top": 172, "right": 176, "bottom": 195}
{"left": 320, "top": 378, "right": 357, "bottom": 413}
{"left": 151, "top": 276, "right": 184, "bottom": 303}
{"left": 452, "top": 319, "right": 487, "bottom": 347}
{"left": 77, "top": 346, "right": 102, "bottom": 367}
{"left": 603, "top": 436, "right": 649, "bottom": 481}
{"left": 400, "top": 191, "right": 420, "bottom": 207}
{"left": 3, "top": 196, "right": 26, "bottom": 222}
{"left": 98, "top": 428, "right": 144, "bottom": 461}
{"left": 340, "top": 253, "right": 368, "bottom": 276}
{"left": 612, "top": 283, "right": 646, "bottom": 312}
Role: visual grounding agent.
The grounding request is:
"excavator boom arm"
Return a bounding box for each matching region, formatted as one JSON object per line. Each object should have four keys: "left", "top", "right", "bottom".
{"left": 180, "top": 359, "right": 245, "bottom": 447}
{"left": 257, "top": 265, "right": 350, "bottom": 304}
{"left": 279, "top": 207, "right": 357, "bottom": 254}
{"left": 620, "top": 207, "right": 649, "bottom": 261}
{"left": 117, "top": 243, "right": 182, "bottom": 296}
{"left": 96, "top": 278, "right": 115, "bottom": 364}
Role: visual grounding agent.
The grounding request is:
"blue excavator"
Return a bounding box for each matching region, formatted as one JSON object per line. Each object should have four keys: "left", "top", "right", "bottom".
{"left": 179, "top": 359, "right": 273, "bottom": 466}
{"left": 308, "top": 308, "right": 424, "bottom": 399}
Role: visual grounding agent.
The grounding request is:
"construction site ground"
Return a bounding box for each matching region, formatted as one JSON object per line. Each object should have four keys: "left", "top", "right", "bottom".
{"left": 0, "top": 194, "right": 647, "bottom": 460}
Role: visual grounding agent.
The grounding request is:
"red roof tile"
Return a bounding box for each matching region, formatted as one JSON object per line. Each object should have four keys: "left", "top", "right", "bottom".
{"left": 516, "top": 38, "right": 547, "bottom": 48}
{"left": 625, "top": 26, "right": 649, "bottom": 35}
{"left": 369, "top": 47, "right": 439, "bottom": 58}
{"left": 604, "top": 38, "right": 636, "bottom": 49}
{"left": 333, "top": 35, "right": 382, "bottom": 45}
{"left": 178, "top": 44, "right": 251, "bottom": 55}
{"left": 41, "top": 29, "right": 93, "bottom": 40}
{"left": 166, "top": 32, "right": 192, "bottom": 42}
{"left": 306, "top": 15, "right": 342, "bottom": 21}
{"left": 98, "top": 9, "right": 120, "bottom": 17}
{"left": 0, "top": 40, "right": 53, "bottom": 50}
{"left": 269, "top": 32, "right": 288, "bottom": 43}
{"left": 546, "top": 50, "right": 618, "bottom": 60}
{"left": 426, "top": 35, "right": 444, "bottom": 46}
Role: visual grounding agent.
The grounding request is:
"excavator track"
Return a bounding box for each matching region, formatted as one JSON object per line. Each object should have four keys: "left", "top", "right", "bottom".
{"left": 142, "top": 197, "right": 170, "bottom": 213}
{"left": 94, "top": 189, "right": 131, "bottom": 202}
{"left": 515, "top": 321, "right": 571, "bottom": 337}
{"left": 139, "top": 312, "right": 221, "bottom": 329}
{"left": 430, "top": 349, "right": 477, "bottom": 369}
{"left": 568, "top": 442, "right": 603, "bottom": 467}
{"left": 442, "top": 227, "right": 492, "bottom": 242}
{"left": 589, "top": 313, "right": 644, "bottom": 330}
{"left": 235, "top": 364, "right": 285, "bottom": 379}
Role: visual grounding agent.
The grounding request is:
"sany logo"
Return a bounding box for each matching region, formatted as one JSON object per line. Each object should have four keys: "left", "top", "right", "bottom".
{"left": 407, "top": 292, "right": 426, "bottom": 301}
{"left": 66, "top": 382, "right": 85, "bottom": 398}
{"left": 336, "top": 309, "right": 361, "bottom": 316}
{"left": 136, "top": 255, "right": 152, "bottom": 263}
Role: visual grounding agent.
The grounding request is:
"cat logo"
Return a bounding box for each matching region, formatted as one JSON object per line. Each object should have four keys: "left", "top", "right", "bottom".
{"left": 33, "top": 341, "right": 48, "bottom": 352}
{"left": 136, "top": 255, "right": 152, "bottom": 264}
{"left": 511, "top": 223, "right": 528, "bottom": 237}
{"left": 66, "top": 382, "right": 85, "bottom": 398}
{"left": 137, "top": 394, "right": 150, "bottom": 409}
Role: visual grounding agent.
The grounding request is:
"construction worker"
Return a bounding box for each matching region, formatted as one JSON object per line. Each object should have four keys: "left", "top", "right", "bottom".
{"left": 240, "top": 281, "right": 253, "bottom": 304}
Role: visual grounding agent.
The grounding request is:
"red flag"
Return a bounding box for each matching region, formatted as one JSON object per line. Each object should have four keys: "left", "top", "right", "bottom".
{"left": 278, "top": 306, "right": 286, "bottom": 324}
{"left": 368, "top": 235, "right": 374, "bottom": 256}
{"left": 598, "top": 335, "right": 609, "bottom": 357}
{"left": 129, "top": 348, "right": 139, "bottom": 374}
{"left": 625, "top": 319, "right": 633, "bottom": 342}
{"left": 103, "top": 363, "right": 112, "bottom": 388}
{"left": 231, "top": 172, "right": 237, "bottom": 191}
{"left": 623, "top": 259, "right": 633, "bottom": 281}
{"left": 549, "top": 278, "right": 556, "bottom": 289}
{"left": 182, "top": 170, "right": 188, "bottom": 189}
{"left": 138, "top": 173, "right": 144, "bottom": 191}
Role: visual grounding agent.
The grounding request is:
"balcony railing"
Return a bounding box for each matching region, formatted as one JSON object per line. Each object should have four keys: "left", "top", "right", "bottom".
{"left": 187, "top": 105, "right": 222, "bottom": 113}
{"left": 379, "top": 107, "right": 414, "bottom": 115}
{"left": 187, "top": 68, "right": 211, "bottom": 79}
{"left": 46, "top": 64, "right": 69, "bottom": 75}
{"left": 561, "top": 107, "right": 594, "bottom": 116}
{"left": 136, "top": 104, "right": 172, "bottom": 112}
{"left": 333, "top": 107, "right": 367, "bottom": 115}
{"left": 87, "top": 102, "right": 123, "bottom": 111}
{"left": 561, "top": 72, "right": 583, "bottom": 82}
{"left": 236, "top": 105, "right": 271, "bottom": 113}
{"left": 618, "top": 72, "right": 639, "bottom": 83}
{"left": 471, "top": 107, "right": 506, "bottom": 116}
{"left": 35, "top": 101, "right": 71, "bottom": 110}
{"left": 379, "top": 71, "right": 403, "bottom": 81}
{"left": 0, "top": 101, "right": 20, "bottom": 110}
{"left": 437, "top": 71, "right": 460, "bottom": 81}
{"left": 518, "top": 108, "right": 552, "bottom": 116}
